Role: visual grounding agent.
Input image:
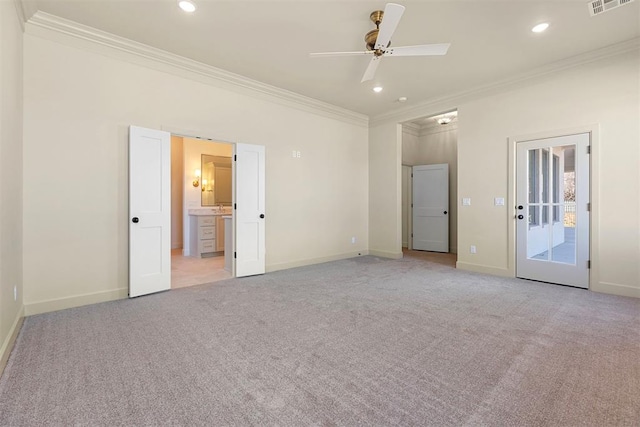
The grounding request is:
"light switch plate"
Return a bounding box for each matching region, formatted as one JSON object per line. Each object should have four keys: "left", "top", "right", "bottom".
{"left": 462, "top": 198, "right": 471, "bottom": 206}
{"left": 495, "top": 197, "right": 505, "bottom": 206}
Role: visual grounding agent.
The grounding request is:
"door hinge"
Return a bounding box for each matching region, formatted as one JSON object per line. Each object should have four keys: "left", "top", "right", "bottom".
{"left": 411, "top": 173, "right": 413, "bottom": 178}
{"left": 234, "top": 155, "right": 237, "bottom": 161}
{"left": 234, "top": 203, "right": 237, "bottom": 210}
{"left": 587, "top": 146, "right": 591, "bottom": 154}
{"left": 411, "top": 233, "right": 413, "bottom": 238}
{"left": 587, "top": 202, "right": 590, "bottom": 211}
{"left": 587, "top": 260, "right": 591, "bottom": 269}
{"left": 234, "top": 252, "right": 237, "bottom": 259}
{"left": 411, "top": 203, "right": 413, "bottom": 208}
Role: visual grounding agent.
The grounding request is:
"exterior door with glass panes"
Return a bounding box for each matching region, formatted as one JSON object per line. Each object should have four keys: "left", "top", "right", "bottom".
{"left": 516, "top": 133, "right": 590, "bottom": 288}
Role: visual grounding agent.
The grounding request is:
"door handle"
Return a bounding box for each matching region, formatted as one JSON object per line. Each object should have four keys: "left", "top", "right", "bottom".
{"left": 132, "top": 217, "right": 139, "bottom": 223}
{"left": 443, "top": 211, "right": 448, "bottom": 215}
{"left": 517, "top": 205, "right": 524, "bottom": 210}
{"left": 259, "top": 214, "right": 265, "bottom": 219}
{"left": 517, "top": 214, "right": 524, "bottom": 220}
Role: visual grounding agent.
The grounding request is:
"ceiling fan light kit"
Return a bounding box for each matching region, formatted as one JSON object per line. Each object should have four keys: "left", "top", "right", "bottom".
{"left": 310, "top": 3, "right": 451, "bottom": 83}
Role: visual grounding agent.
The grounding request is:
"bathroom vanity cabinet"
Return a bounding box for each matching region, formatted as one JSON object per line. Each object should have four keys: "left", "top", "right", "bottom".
{"left": 189, "top": 215, "right": 216, "bottom": 257}
{"left": 188, "top": 211, "right": 228, "bottom": 258}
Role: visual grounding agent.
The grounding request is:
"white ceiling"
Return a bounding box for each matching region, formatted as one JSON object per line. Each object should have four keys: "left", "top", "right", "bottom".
{"left": 22, "top": 0, "right": 640, "bottom": 117}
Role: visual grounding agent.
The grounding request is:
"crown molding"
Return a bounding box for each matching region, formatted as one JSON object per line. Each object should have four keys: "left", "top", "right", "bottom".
{"left": 12, "top": 0, "right": 25, "bottom": 30}
{"left": 371, "top": 37, "right": 640, "bottom": 126}
{"left": 402, "top": 123, "right": 420, "bottom": 137}
{"left": 25, "top": 11, "right": 369, "bottom": 128}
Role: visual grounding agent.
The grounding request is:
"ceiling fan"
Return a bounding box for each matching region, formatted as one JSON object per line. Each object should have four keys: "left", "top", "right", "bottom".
{"left": 310, "top": 3, "right": 450, "bottom": 83}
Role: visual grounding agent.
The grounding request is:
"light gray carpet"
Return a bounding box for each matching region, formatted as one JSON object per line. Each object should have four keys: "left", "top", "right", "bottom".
{"left": 1, "top": 255, "right": 639, "bottom": 426}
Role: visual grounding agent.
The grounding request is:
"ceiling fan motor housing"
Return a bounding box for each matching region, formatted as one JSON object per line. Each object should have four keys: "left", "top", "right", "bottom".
{"left": 365, "top": 29, "right": 379, "bottom": 50}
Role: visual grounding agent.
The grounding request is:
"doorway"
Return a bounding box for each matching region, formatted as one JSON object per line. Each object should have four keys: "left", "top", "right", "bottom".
{"left": 401, "top": 110, "right": 458, "bottom": 255}
{"left": 515, "top": 133, "right": 590, "bottom": 288}
{"left": 129, "top": 126, "right": 266, "bottom": 298}
{"left": 170, "top": 135, "right": 233, "bottom": 289}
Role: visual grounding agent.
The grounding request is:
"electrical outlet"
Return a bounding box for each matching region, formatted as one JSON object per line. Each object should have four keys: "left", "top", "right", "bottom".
{"left": 462, "top": 198, "right": 471, "bottom": 206}
{"left": 296, "top": 151, "right": 301, "bottom": 158}
{"left": 351, "top": 237, "right": 356, "bottom": 244}
{"left": 292, "top": 150, "right": 297, "bottom": 158}
{"left": 14, "top": 286, "right": 17, "bottom": 301}
{"left": 470, "top": 245, "right": 477, "bottom": 254}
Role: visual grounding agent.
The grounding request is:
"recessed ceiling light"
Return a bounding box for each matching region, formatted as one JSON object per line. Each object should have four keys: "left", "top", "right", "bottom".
{"left": 437, "top": 117, "right": 452, "bottom": 125}
{"left": 532, "top": 23, "right": 549, "bottom": 33}
{"left": 178, "top": 0, "right": 196, "bottom": 13}
{"left": 373, "top": 86, "right": 383, "bottom": 93}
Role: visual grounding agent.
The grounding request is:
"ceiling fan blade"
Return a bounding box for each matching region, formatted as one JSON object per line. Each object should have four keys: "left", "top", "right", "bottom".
{"left": 361, "top": 56, "right": 381, "bottom": 83}
{"left": 309, "top": 51, "right": 375, "bottom": 58}
{"left": 375, "top": 3, "right": 405, "bottom": 50}
{"left": 386, "top": 43, "right": 451, "bottom": 57}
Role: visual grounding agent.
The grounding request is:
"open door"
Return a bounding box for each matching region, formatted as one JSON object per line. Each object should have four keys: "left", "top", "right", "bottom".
{"left": 129, "top": 126, "right": 171, "bottom": 297}
{"left": 412, "top": 164, "right": 449, "bottom": 252}
{"left": 234, "top": 143, "right": 266, "bottom": 277}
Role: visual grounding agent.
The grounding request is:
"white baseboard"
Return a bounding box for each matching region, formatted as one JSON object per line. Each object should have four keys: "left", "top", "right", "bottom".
{"left": 456, "top": 261, "right": 512, "bottom": 277}
{"left": 368, "top": 250, "right": 403, "bottom": 259}
{"left": 0, "top": 305, "right": 24, "bottom": 377}
{"left": 266, "top": 250, "right": 370, "bottom": 273}
{"left": 591, "top": 281, "right": 640, "bottom": 298}
{"left": 25, "top": 288, "right": 129, "bottom": 316}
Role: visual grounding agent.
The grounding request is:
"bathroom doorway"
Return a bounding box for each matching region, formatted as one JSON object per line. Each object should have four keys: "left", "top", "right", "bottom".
{"left": 170, "top": 135, "right": 233, "bottom": 289}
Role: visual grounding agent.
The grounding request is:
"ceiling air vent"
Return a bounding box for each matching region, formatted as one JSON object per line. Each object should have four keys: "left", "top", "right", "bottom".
{"left": 588, "top": 0, "right": 635, "bottom": 16}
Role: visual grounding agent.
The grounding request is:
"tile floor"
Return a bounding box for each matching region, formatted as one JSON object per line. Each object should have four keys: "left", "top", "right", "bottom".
{"left": 171, "top": 248, "right": 232, "bottom": 289}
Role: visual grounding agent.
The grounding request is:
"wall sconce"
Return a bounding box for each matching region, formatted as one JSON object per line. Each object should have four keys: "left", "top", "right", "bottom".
{"left": 193, "top": 169, "right": 201, "bottom": 187}
{"left": 202, "top": 179, "right": 207, "bottom": 192}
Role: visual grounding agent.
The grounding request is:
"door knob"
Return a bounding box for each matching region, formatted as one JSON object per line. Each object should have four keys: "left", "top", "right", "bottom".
{"left": 132, "top": 217, "right": 139, "bottom": 223}
{"left": 259, "top": 214, "right": 265, "bottom": 219}
{"left": 443, "top": 211, "right": 448, "bottom": 215}
{"left": 517, "top": 214, "right": 524, "bottom": 220}
{"left": 517, "top": 205, "right": 524, "bottom": 210}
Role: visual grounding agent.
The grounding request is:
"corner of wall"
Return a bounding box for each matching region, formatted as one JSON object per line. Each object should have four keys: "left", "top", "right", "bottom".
{"left": 0, "top": 306, "right": 24, "bottom": 377}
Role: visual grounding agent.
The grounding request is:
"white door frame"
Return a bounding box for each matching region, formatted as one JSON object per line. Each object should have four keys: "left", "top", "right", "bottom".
{"left": 507, "top": 124, "right": 599, "bottom": 285}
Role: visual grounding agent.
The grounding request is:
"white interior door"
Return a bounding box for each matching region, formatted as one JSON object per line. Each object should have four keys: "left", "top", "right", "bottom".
{"left": 234, "top": 143, "right": 265, "bottom": 277}
{"left": 516, "top": 133, "right": 590, "bottom": 288}
{"left": 412, "top": 164, "right": 449, "bottom": 252}
{"left": 129, "top": 126, "right": 171, "bottom": 297}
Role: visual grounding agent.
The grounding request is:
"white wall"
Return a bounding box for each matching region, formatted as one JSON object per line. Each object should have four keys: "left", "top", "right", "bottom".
{"left": 402, "top": 124, "right": 458, "bottom": 253}
{"left": 0, "top": 0, "right": 24, "bottom": 368}
{"left": 369, "top": 122, "right": 402, "bottom": 258}
{"left": 373, "top": 48, "right": 640, "bottom": 298}
{"left": 182, "top": 138, "right": 232, "bottom": 256}
{"left": 457, "top": 50, "right": 639, "bottom": 298}
{"left": 22, "top": 28, "right": 369, "bottom": 314}
{"left": 170, "top": 135, "right": 183, "bottom": 249}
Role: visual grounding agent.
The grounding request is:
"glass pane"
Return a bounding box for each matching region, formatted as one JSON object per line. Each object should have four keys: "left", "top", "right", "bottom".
{"left": 553, "top": 155, "right": 560, "bottom": 204}
{"left": 542, "top": 149, "right": 549, "bottom": 203}
{"left": 528, "top": 144, "right": 578, "bottom": 264}
{"left": 528, "top": 150, "right": 539, "bottom": 203}
{"left": 528, "top": 206, "right": 538, "bottom": 227}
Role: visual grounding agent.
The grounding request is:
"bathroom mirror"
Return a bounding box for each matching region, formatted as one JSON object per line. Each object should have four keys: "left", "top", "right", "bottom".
{"left": 201, "top": 154, "right": 232, "bottom": 207}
